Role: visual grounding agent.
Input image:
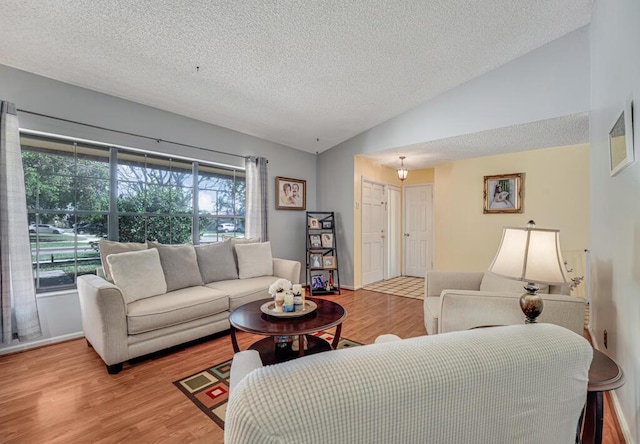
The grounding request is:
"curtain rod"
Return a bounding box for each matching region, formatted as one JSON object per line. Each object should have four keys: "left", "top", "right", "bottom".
{"left": 16, "top": 108, "right": 248, "bottom": 160}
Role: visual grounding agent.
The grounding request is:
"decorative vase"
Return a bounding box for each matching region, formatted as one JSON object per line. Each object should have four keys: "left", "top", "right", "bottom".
{"left": 274, "top": 292, "right": 285, "bottom": 312}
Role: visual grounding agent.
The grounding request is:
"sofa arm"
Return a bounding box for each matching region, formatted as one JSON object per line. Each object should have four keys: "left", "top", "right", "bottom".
{"left": 77, "top": 274, "right": 130, "bottom": 367}
{"left": 438, "top": 290, "right": 585, "bottom": 335}
{"left": 272, "top": 258, "right": 301, "bottom": 284}
{"left": 425, "top": 270, "right": 484, "bottom": 298}
{"left": 229, "top": 350, "right": 264, "bottom": 395}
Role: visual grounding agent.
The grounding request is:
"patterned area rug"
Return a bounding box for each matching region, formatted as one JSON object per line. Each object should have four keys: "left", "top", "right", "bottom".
{"left": 174, "top": 331, "right": 361, "bottom": 430}
{"left": 363, "top": 276, "right": 424, "bottom": 299}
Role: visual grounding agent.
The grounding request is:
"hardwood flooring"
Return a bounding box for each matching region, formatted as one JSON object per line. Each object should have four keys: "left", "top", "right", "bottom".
{"left": 0, "top": 289, "right": 625, "bottom": 443}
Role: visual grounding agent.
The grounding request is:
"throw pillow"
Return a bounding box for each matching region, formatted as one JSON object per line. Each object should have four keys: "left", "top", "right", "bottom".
{"left": 228, "top": 237, "right": 261, "bottom": 271}
{"left": 99, "top": 240, "right": 148, "bottom": 281}
{"left": 147, "top": 242, "right": 203, "bottom": 291}
{"left": 235, "top": 241, "right": 274, "bottom": 279}
{"left": 480, "top": 272, "right": 549, "bottom": 293}
{"left": 194, "top": 241, "right": 239, "bottom": 283}
{"left": 107, "top": 248, "right": 167, "bottom": 304}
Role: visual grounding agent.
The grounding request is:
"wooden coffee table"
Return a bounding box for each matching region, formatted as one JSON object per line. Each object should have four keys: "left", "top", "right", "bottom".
{"left": 229, "top": 297, "right": 347, "bottom": 365}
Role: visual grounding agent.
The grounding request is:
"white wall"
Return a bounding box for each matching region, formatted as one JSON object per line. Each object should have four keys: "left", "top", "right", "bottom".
{"left": 589, "top": 0, "right": 640, "bottom": 441}
{"left": 318, "top": 26, "right": 591, "bottom": 288}
{"left": 0, "top": 64, "right": 316, "bottom": 348}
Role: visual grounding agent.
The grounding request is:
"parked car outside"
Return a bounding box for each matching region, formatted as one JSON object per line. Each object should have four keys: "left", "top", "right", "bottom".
{"left": 29, "top": 223, "right": 64, "bottom": 234}
{"left": 74, "top": 223, "right": 106, "bottom": 235}
{"left": 216, "top": 223, "right": 237, "bottom": 232}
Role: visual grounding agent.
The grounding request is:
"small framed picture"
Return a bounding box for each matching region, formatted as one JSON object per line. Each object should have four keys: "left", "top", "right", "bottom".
{"left": 323, "top": 256, "right": 336, "bottom": 269}
{"left": 276, "top": 176, "right": 306, "bottom": 210}
{"left": 311, "top": 275, "right": 325, "bottom": 289}
{"left": 609, "top": 98, "right": 635, "bottom": 177}
{"left": 310, "top": 254, "right": 322, "bottom": 268}
{"left": 483, "top": 173, "right": 523, "bottom": 214}
{"left": 321, "top": 233, "right": 333, "bottom": 248}
{"left": 308, "top": 217, "right": 320, "bottom": 229}
{"left": 321, "top": 220, "right": 333, "bottom": 229}
{"left": 309, "top": 234, "right": 321, "bottom": 248}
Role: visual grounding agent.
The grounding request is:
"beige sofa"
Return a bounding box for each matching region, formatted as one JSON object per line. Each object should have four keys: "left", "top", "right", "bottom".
{"left": 226, "top": 324, "right": 592, "bottom": 444}
{"left": 78, "top": 239, "right": 300, "bottom": 374}
{"left": 424, "top": 270, "right": 585, "bottom": 335}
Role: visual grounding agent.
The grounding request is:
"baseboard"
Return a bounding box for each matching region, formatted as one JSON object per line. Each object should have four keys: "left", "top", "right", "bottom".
{"left": 0, "top": 331, "right": 84, "bottom": 356}
{"left": 609, "top": 391, "right": 632, "bottom": 443}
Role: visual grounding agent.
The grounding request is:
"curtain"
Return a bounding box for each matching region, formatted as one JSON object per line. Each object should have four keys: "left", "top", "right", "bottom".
{"left": 245, "top": 156, "right": 268, "bottom": 241}
{"left": 0, "top": 101, "right": 41, "bottom": 344}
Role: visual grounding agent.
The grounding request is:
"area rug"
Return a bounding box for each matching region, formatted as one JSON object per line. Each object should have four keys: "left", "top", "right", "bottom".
{"left": 363, "top": 276, "right": 424, "bottom": 300}
{"left": 173, "top": 331, "right": 362, "bottom": 430}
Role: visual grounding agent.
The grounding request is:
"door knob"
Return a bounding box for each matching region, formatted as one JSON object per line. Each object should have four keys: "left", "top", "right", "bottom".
{"left": 404, "top": 233, "right": 410, "bottom": 237}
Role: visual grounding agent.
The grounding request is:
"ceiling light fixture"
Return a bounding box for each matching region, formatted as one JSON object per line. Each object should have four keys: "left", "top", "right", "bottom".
{"left": 397, "top": 156, "right": 408, "bottom": 181}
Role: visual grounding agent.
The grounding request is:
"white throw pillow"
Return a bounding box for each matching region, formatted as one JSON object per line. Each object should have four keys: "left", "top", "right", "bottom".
{"left": 235, "top": 241, "right": 274, "bottom": 279}
{"left": 99, "top": 239, "right": 148, "bottom": 281}
{"left": 480, "top": 272, "right": 549, "bottom": 293}
{"left": 107, "top": 248, "right": 167, "bottom": 303}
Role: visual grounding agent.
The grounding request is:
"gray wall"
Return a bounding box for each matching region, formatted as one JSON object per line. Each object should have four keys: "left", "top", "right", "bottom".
{"left": 0, "top": 64, "right": 315, "bottom": 350}
{"left": 589, "top": 0, "right": 640, "bottom": 440}
{"left": 318, "top": 27, "right": 591, "bottom": 288}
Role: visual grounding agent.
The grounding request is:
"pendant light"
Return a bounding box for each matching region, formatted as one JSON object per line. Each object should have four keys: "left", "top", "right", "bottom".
{"left": 397, "top": 156, "right": 408, "bottom": 181}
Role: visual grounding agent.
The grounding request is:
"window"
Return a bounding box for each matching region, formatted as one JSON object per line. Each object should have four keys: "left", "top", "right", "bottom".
{"left": 21, "top": 132, "right": 245, "bottom": 292}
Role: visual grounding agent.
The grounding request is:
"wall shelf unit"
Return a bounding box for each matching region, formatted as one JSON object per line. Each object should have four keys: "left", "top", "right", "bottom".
{"left": 306, "top": 211, "right": 341, "bottom": 296}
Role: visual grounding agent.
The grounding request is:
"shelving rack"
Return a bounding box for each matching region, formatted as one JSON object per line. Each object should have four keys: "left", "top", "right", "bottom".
{"left": 305, "top": 211, "right": 341, "bottom": 296}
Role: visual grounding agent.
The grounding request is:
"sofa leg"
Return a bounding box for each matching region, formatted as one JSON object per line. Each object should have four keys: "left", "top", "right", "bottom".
{"left": 106, "top": 363, "right": 123, "bottom": 374}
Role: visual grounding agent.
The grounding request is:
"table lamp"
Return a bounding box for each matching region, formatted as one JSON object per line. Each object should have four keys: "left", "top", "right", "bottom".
{"left": 488, "top": 221, "right": 570, "bottom": 323}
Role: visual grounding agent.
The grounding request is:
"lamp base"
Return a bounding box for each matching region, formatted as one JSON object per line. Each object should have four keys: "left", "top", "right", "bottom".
{"left": 520, "top": 283, "right": 543, "bottom": 324}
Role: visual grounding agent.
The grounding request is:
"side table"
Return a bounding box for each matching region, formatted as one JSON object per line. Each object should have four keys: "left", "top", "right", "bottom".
{"left": 579, "top": 348, "right": 625, "bottom": 444}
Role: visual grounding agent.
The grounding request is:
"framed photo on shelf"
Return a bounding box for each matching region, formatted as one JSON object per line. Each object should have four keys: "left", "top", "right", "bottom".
{"left": 483, "top": 173, "right": 523, "bottom": 214}
{"left": 321, "top": 233, "right": 333, "bottom": 248}
{"left": 609, "top": 98, "right": 635, "bottom": 177}
{"left": 321, "top": 219, "right": 333, "bottom": 229}
{"left": 310, "top": 254, "right": 322, "bottom": 268}
{"left": 309, "top": 234, "right": 321, "bottom": 248}
{"left": 276, "top": 176, "right": 306, "bottom": 210}
{"left": 323, "top": 256, "right": 336, "bottom": 269}
{"left": 308, "top": 217, "right": 320, "bottom": 229}
{"left": 311, "top": 275, "right": 325, "bottom": 289}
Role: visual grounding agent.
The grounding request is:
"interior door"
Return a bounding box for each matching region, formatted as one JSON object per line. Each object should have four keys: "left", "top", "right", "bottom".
{"left": 362, "top": 180, "right": 385, "bottom": 285}
{"left": 403, "top": 184, "right": 433, "bottom": 277}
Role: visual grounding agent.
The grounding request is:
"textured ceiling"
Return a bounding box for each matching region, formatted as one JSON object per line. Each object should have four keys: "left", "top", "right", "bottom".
{"left": 362, "top": 112, "right": 590, "bottom": 169}
{"left": 0, "top": 0, "right": 592, "bottom": 165}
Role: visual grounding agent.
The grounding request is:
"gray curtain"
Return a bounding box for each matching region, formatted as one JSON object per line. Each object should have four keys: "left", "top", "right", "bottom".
{"left": 245, "top": 156, "right": 268, "bottom": 241}
{"left": 0, "top": 101, "right": 41, "bottom": 343}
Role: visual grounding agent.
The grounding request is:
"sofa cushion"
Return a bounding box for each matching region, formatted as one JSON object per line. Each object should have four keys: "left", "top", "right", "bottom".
{"left": 107, "top": 248, "right": 167, "bottom": 304}
{"left": 99, "top": 240, "right": 148, "bottom": 281}
{"left": 126, "top": 285, "right": 229, "bottom": 334}
{"left": 480, "top": 272, "right": 549, "bottom": 294}
{"left": 195, "top": 241, "right": 239, "bottom": 282}
{"left": 147, "top": 242, "right": 203, "bottom": 291}
{"left": 228, "top": 237, "right": 260, "bottom": 270}
{"left": 236, "top": 241, "right": 274, "bottom": 279}
{"left": 206, "top": 275, "right": 278, "bottom": 310}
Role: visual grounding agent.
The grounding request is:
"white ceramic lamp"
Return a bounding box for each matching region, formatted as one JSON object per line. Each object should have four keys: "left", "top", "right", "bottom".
{"left": 488, "top": 222, "right": 570, "bottom": 323}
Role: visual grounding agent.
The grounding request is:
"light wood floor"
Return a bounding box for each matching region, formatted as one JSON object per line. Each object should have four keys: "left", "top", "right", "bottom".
{"left": 0, "top": 289, "right": 625, "bottom": 443}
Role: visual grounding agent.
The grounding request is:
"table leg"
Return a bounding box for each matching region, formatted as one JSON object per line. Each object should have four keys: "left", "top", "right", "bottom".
{"left": 331, "top": 323, "right": 342, "bottom": 349}
{"left": 230, "top": 326, "right": 240, "bottom": 353}
{"left": 581, "top": 391, "right": 603, "bottom": 444}
{"left": 298, "top": 335, "right": 305, "bottom": 357}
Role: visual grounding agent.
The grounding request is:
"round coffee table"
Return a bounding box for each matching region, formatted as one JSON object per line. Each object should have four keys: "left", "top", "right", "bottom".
{"left": 229, "top": 297, "right": 347, "bottom": 365}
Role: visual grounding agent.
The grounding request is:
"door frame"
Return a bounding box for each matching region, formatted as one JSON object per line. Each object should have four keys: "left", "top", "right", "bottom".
{"left": 385, "top": 184, "right": 402, "bottom": 280}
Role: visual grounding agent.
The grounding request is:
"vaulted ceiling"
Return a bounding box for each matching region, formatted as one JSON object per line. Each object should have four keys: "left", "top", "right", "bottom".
{"left": 0, "top": 1, "right": 592, "bottom": 167}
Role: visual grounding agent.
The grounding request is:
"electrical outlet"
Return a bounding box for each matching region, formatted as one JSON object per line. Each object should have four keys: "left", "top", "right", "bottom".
{"left": 604, "top": 330, "right": 608, "bottom": 349}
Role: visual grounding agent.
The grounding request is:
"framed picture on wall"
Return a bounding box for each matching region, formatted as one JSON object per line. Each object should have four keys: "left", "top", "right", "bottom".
{"left": 609, "top": 98, "right": 635, "bottom": 177}
{"left": 483, "top": 173, "right": 523, "bottom": 214}
{"left": 276, "top": 176, "right": 306, "bottom": 210}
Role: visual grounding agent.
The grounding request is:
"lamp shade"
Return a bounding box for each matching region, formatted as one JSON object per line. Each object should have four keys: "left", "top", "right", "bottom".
{"left": 489, "top": 226, "right": 569, "bottom": 286}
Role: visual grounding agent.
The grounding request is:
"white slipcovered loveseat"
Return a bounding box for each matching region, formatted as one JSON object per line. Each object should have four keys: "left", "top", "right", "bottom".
{"left": 424, "top": 270, "right": 585, "bottom": 335}
{"left": 225, "top": 324, "right": 592, "bottom": 444}
{"left": 78, "top": 238, "right": 300, "bottom": 374}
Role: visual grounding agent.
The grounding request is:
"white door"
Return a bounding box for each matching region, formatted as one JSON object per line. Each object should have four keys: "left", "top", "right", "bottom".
{"left": 403, "top": 184, "right": 433, "bottom": 277}
{"left": 362, "top": 180, "right": 385, "bottom": 285}
{"left": 386, "top": 186, "right": 402, "bottom": 279}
